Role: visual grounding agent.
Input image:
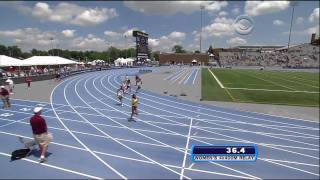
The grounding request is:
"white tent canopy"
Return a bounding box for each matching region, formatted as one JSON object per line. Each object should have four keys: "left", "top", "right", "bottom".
{"left": 114, "top": 58, "right": 134, "bottom": 66}
{"left": 21, "top": 56, "right": 78, "bottom": 66}
{"left": 93, "top": 59, "right": 104, "bottom": 63}
{"left": 0, "top": 55, "right": 23, "bottom": 67}
{"left": 192, "top": 59, "right": 197, "bottom": 63}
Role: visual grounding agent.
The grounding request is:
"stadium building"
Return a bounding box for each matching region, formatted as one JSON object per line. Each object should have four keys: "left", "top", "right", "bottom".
{"left": 159, "top": 53, "right": 209, "bottom": 65}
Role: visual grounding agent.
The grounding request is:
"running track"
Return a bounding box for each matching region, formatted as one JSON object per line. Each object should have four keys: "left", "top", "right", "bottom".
{"left": 0, "top": 67, "right": 319, "bottom": 179}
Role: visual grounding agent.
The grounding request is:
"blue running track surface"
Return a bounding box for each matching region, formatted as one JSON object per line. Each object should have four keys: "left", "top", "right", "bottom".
{"left": 0, "top": 67, "right": 319, "bottom": 179}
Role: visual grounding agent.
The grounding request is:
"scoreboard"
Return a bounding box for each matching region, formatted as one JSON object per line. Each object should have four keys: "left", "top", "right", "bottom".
{"left": 133, "top": 30, "right": 149, "bottom": 60}
{"left": 191, "top": 144, "right": 258, "bottom": 162}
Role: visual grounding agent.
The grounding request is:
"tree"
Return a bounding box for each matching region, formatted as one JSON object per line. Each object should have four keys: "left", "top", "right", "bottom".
{"left": 194, "top": 50, "right": 200, "bottom": 53}
{"left": 109, "top": 46, "right": 119, "bottom": 61}
{"left": 7, "top": 46, "right": 22, "bottom": 58}
{"left": 152, "top": 51, "right": 160, "bottom": 61}
{"left": 207, "top": 45, "right": 214, "bottom": 54}
{"left": 172, "top": 45, "right": 186, "bottom": 53}
{"left": 0, "top": 45, "right": 8, "bottom": 55}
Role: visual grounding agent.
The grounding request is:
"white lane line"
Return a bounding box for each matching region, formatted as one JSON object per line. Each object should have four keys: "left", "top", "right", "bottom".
{"left": 179, "top": 69, "right": 191, "bottom": 84}
{"left": 0, "top": 107, "right": 53, "bottom": 128}
{"left": 170, "top": 68, "right": 187, "bottom": 82}
{"left": 164, "top": 69, "right": 184, "bottom": 81}
{"left": 192, "top": 116, "right": 320, "bottom": 146}
{"left": 260, "top": 158, "right": 319, "bottom": 167}
{"left": 226, "top": 87, "right": 319, "bottom": 94}
{"left": 12, "top": 98, "right": 67, "bottom": 107}
{"left": 207, "top": 68, "right": 224, "bottom": 88}
{"left": 0, "top": 152, "right": 103, "bottom": 179}
{"left": 184, "top": 69, "right": 195, "bottom": 85}
{"left": 78, "top": 75, "right": 191, "bottom": 179}
{"left": 106, "top": 72, "right": 262, "bottom": 180}
{"left": 165, "top": 163, "right": 258, "bottom": 179}
{"left": 263, "top": 159, "right": 319, "bottom": 176}
{"left": 171, "top": 69, "right": 189, "bottom": 84}
{"left": 192, "top": 118, "right": 319, "bottom": 139}
{"left": 51, "top": 76, "right": 128, "bottom": 180}
{"left": 190, "top": 117, "right": 319, "bottom": 131}
{"left": 188, "top": 163, "right": 195, "bottom": 169}
{"left": 192, "top": 135, "right": 319, "bottom": 151}
{"left": 180, "top": 118, "right": 193, "bottom": 180}
{"left": 192, "top": 68, "right": 199, "bottom": 85}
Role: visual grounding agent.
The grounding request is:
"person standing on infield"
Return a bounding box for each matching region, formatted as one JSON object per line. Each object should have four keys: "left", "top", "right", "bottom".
{"left": 0, "top": 86, "right": 11, "bottom": 108}
{"left": 29, "top": 107, "right": 53, "bottom": 163}
{"left": 25, "top": 75, "right": 32, "bottom": 88}
{"left": 5, "top": 77, "right": 14, "bottom": 94}
{"left": 130, "top": 94, "right": 139, "bottom": 121}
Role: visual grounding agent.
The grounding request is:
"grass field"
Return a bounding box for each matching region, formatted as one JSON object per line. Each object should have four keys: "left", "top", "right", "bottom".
{"left": 202, "top": 68, "right": 319, "bottom": 107}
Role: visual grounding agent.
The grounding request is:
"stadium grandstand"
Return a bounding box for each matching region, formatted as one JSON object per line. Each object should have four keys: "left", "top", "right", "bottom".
{"left": 218, "top": 34, "right": 320, "bottom": 68}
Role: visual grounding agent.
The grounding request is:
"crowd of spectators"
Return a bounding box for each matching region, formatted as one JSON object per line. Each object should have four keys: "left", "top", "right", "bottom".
{"left": 219, "top": 43, "right": 319, "bottom": 68}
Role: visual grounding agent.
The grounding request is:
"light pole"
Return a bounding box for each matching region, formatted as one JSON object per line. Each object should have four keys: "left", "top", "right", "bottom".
{"left": 50, "top": 37, "right": 54, "bottom": 56}
{"left": 124, "top": 35, "right": 128, "bottom": 58}
{"left": 200, "top": 5, "right": 205, "bottom": 53}
{"left": 288, "top": 2, "right": 298, "bottom": 51}
{"left": 106, "top": 41, "right": 111, "bottom": 64}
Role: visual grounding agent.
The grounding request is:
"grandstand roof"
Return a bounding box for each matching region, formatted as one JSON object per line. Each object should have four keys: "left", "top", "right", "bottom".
{"left": 234, "top": 45, "right": 285, "bottom": 50}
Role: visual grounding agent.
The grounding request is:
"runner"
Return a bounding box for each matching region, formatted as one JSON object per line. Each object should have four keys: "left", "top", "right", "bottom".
{"left": 126, "top": 79, "right": 131, "bottom": 93}
{"left": 129, "top": 94, "right": 139, "bottom": 121}
{"left": 136, "top": 84, "right": 141, "bottom": 93}
{"left": 135, "top": 75, "right": 142, "bottom": 86}
{"left": 122, "top": 82, "right": 128, "bottom": 94}
{"left": 117, "top": 85, "right": 124, "bottom": 106}
{"left": 0, "top": 86, "right": 11, "bottom": 108}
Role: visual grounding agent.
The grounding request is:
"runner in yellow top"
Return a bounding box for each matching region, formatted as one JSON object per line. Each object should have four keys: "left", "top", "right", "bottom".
{"left": 130, "top": 94, "right": 139, "bottom": 121}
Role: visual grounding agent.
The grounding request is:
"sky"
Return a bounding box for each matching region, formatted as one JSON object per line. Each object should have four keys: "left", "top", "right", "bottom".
{"left": 0, "top": 1, "right": 319, "bottom": 53}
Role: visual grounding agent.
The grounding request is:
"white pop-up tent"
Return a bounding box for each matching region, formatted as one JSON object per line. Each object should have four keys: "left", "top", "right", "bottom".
{"left": 115, "top": 57, "right": 134, "bottom": 66}
{"left": 0, "top": 55, "right": 23, "bottom": 67}
{"left": 21, "top": 56, "right": 78, "bottom": 66}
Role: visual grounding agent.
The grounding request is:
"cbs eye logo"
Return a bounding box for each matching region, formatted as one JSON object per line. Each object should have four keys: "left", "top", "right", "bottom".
{"left": 233, "top": 15, "right": 254, "bottom": 35}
